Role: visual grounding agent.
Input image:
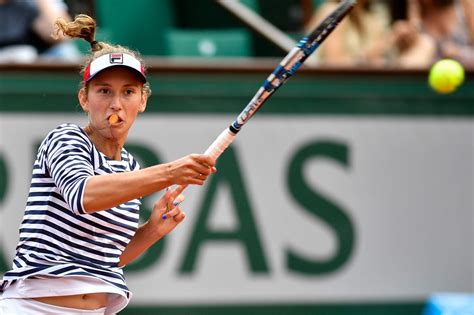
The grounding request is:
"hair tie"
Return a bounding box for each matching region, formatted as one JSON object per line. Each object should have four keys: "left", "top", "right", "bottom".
{"left": 90, "top": 40, "right": 98, "bottom": 48}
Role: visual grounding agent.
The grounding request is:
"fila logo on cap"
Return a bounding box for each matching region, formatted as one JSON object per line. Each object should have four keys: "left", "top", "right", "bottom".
{"left": 109, "top": 53, "right": 123, "bottom": 64}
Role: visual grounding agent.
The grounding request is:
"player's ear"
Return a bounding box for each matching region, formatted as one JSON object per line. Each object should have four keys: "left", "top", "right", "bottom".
{"left": 78, "top": 87, "right": 89, "bottom": 113}
{"left": 139, "top": 88, "right": 148, "bottom": 113}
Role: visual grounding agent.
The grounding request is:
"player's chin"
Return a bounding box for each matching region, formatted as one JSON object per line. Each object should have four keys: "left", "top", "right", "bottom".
{"left": 103, "top": 129, "right": 126, "bottom": 142}
{"left": 109, "top": 122, "right": 131, "bottom": 135}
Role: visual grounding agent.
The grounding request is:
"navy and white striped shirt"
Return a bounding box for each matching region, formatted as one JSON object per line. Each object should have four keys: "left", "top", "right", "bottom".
{"left": 0, "top": 123, "right": 141, "bottom": 297}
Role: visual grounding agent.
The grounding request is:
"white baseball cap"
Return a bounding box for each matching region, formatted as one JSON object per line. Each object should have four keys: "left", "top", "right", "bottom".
{"left": 83, "top": 53, "right": 147, "bottom": 86}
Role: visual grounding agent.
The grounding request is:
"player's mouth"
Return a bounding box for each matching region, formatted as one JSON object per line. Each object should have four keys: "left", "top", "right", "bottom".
{"left": 108, "top": 114, "right": 123, "bottom": 125}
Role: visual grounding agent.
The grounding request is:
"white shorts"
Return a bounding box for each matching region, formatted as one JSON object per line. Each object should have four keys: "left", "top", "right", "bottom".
{"left": 0, "top": 298, "right": 107, "bottom": 315}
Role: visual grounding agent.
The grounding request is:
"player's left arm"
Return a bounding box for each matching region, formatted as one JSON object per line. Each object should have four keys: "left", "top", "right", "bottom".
{"left": 118, "top": 185, "right": 186, "bottom": 267}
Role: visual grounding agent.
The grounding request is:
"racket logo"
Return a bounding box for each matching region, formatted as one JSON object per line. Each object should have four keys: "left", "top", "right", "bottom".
{"left": 109, "top": 53, "right": 124, "bottom": 64}
{"left": 240, "top": 98, "right": 262, "bottom": 124}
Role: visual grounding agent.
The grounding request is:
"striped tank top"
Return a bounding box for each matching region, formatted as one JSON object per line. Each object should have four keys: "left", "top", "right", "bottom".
{"left": 0, "top": 123, "right": 141, "bottom": 297}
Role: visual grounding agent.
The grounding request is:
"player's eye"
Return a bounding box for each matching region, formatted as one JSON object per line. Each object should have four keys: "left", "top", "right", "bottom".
{"left": 98, "top": 88, "right": 110, "bottom": 94}
{"left": 124, "top": 89, "right": 135, "bottom": 95}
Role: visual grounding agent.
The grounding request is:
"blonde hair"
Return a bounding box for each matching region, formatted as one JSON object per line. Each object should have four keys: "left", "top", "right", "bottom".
{"left": 54, "top": 14, "right": 151, "bottom": 95}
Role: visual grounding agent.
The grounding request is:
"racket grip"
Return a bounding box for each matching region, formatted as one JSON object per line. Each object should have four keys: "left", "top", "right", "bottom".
{"left": 204, "top": 128, "right": 236, "bottom": 160}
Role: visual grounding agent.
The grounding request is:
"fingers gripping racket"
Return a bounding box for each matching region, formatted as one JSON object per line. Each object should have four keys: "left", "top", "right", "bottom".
{"left": 204, "top": 0, "right": 357, "bottom": 160}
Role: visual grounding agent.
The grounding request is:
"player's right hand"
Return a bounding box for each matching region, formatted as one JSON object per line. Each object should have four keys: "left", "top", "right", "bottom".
{"left": 166, "top": 154, "right": 216, "bottom": 185}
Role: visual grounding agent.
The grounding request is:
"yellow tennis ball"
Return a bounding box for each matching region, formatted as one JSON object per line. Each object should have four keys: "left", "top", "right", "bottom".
{"left": 429, "top": 59, "right": 465, "bottom": 94}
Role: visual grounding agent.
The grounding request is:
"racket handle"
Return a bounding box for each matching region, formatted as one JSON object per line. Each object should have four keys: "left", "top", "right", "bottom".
{"left": 204, "top": 128, "right": 236, "bottom": 160}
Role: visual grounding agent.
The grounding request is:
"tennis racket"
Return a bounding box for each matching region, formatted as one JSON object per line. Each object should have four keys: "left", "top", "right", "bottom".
{"left": 204, "top": 0, "right": 356, "bottom": 160}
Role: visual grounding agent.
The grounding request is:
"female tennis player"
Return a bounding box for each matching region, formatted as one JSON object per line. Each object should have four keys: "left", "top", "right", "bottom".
{"left": 0, "top": 14, "right": 215, "bottom": 314}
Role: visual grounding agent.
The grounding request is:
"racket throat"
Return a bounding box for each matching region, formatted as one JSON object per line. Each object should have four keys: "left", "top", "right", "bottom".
{"left": 229, "top": 123, "right": 241, "bottom": 134}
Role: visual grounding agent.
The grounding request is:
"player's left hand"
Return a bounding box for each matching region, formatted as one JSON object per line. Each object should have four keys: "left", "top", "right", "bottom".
{"left": 149, "top": 185, "right": 187, "bottom": 238}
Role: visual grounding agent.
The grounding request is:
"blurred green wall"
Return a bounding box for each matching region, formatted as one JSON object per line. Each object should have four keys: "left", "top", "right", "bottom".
{"left": 1, "top": 67, "right": 472, "bottom": 115}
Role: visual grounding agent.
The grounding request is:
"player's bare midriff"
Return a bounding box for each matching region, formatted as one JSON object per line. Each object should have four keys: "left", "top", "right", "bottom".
{"left": 32, "top": 292, "right": 108, "bottom": 310}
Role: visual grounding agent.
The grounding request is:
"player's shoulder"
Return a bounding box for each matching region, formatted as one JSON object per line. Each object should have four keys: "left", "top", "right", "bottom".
{"left": 44, "top": 123, "right": 92, "bottom": 148}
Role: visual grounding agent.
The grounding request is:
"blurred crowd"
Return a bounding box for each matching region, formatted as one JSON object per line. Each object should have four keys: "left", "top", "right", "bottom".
{"left": 0, "top": 0, "right": 472, "bottom": 68}
{"left": 306, "top": 0, "right": 474, "bottom": 68}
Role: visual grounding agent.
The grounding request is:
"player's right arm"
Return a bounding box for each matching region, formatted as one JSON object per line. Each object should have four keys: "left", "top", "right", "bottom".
{"left": 82, "top": 155, "right": 215, "bottom": 213}
{"left": 45, "top": 126, "right": 215, "bottom": 214}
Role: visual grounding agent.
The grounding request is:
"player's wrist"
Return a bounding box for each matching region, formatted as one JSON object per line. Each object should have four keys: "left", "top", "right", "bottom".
{"left": 145, "top": 164, "right": 174, "bottom": 190}
{"left": 142, "top": 219, "right": 164, "bottom": 241}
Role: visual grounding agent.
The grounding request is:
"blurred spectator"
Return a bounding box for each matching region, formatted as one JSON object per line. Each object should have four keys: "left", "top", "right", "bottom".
{"left": 391, "top": 0, "right": 474, "bottom": 68}
{"left": 305, "top": 0, "right": 392, "bottom": 66}
{"left": 0, "top": 0, "right": 81, "bottom": 62}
